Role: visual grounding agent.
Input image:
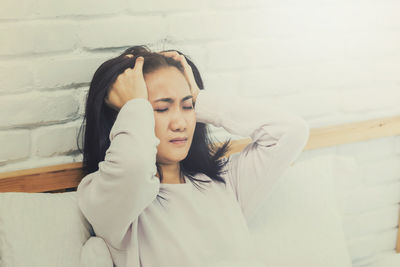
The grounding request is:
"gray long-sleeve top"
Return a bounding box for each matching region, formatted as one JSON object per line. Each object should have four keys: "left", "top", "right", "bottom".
{"left": 76, "top": 89, "right": 310, "bottom": 267}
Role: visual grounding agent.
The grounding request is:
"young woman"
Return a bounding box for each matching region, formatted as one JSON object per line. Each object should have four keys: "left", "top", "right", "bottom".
{"left": 76, "top": 45, "right": 310, "bottom": 267}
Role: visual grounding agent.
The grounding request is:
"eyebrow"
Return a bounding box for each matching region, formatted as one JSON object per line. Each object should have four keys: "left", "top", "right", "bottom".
{"left": 153, "top": 95, "right": 193, "bottom": 104}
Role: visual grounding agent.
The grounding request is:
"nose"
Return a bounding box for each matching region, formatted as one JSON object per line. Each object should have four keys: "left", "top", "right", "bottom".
{"left": 170, "top": 110, "right": 187, "bottom": 132}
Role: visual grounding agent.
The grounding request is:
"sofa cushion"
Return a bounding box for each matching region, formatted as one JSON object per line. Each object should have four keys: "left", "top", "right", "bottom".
{"left": 0, "top": 154, "right": 355, "bottom": 267}
{"left": 0, "top": 191, "right": 112, "bottom": 267}
{"left": 247, "top": 154, "right": 354, "bottom": 267}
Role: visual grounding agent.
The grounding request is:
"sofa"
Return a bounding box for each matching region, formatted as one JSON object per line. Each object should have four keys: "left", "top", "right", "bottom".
{"left": 0, "top": 155, "right": 357, "bottom": 267}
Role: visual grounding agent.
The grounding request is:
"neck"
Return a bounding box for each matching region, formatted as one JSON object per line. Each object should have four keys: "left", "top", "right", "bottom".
{"left": 156, "top": 162, "right": 185, "bottom": 184}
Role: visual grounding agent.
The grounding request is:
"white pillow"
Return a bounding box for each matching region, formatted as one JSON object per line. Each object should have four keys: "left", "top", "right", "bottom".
{"left": 0, "top": 191, "right": 112, "bottom": 267}
{"left": 247, "top": 155, "right": 353, "bottom": 267}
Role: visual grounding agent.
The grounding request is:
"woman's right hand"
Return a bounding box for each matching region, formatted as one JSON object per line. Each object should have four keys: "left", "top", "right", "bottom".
{"left": 105, "top": 56, "right": 148, "bottom": 111}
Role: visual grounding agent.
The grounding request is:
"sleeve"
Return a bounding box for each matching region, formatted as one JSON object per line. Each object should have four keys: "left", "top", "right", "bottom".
{"left": 194, "top": 89, "right": 310, "bottom": 223}
{"left": 76, "top": 98, "right": 160, "bottom": 252}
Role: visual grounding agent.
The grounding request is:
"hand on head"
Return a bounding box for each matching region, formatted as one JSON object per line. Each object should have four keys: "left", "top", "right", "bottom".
{"left": 104, "top": 55, "right": 147, "bottom": 111}
{"left": 105, "top": 51, "right": 200, "bottom": 112}
{"left": 158, "top": 51, "right": 200, "bottom": 104}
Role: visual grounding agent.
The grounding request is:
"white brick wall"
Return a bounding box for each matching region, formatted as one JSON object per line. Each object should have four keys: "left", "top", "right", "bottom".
{"left": 0, "top": 0, "right": 399, "bottom": 266}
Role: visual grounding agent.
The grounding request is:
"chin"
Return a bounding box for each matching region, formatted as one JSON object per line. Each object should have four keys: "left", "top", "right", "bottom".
{"left": 172, "top": 153, "right": 188, "bottom": 162}
{"left": 158, "top": 153, "right": 188, "bottom": 164}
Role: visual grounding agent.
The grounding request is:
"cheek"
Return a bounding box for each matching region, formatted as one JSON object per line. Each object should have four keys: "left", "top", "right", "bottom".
{"left": 153, "top": 117, "right": 165, "bottom": 139}
{"left": 189, "top": 114, "right": 196, "bottom": 133}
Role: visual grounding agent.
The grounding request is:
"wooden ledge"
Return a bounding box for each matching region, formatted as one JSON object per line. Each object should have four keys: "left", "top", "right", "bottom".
{"left": 0, "top": 115, "right": 399, "bottom": 194}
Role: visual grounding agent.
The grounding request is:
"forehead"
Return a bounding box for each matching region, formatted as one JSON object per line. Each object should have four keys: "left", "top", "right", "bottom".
{"left": 144, "top": 66, "right": 191, "bottom": 101}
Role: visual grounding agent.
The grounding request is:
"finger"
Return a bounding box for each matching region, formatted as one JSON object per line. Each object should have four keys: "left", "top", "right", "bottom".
{"left": 159, "top": 51, "right": 179, "bottom": 57}
{"left": 133, "top": 56, "right": 144, "bottom": 72}
{"left": 159, "top": 50, "right": 177, "bottom": 54}
{"left": 159, "top": 51, "right": 187, "bottom": 66}
{"left": 178, "top": 55, "right": 192, "bottom": 73}
{"left": 168, "top": 53, "right": 187, "bottom": 68}
{"left": 125, "top": 54, "right": 134, "bottom": 58}
{"left": 179, "top": 54, "right": 189, "bottom": 66}
{"left": 159, "top": 52, "right": 193, "bottom": 83}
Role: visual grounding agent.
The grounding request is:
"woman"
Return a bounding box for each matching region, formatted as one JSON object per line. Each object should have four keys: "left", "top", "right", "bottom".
{"left": 76, "top": 45, "right": 310, "bottom": 267}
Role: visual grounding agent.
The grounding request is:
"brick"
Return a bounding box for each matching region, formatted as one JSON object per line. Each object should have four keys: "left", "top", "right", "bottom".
{"left": 209, "top": 0, "right": 267, "bottom": 9}
{"left": 0, "top": 0, "right": 125, "bottom": 19}
{"left": 321, "top": 59, "right": 400, "bottom": 89}
{"left": 205, "top": 40, "right": 268, "bottom": 71}
{"left": 0, "top": 21, "right": 77, "bottom": 56}
{"left": 351, "top": 250, "right": 392, "bottom": 267}
{"left": 156, "top": 44, "right": 207, "bottom": 76}
{"left": 167, "top": 12, "right": 241, "bottom": 42}
{"left": 76, "top": 121, "right": 85, "bottom": 153}
{"left": 78, "top": 16, "right": 166, "bottom": 49}
{"left": 202, "top": 4, "right": 400, "bottom": 55}
{"left": 342, "top": 2, "right": 400, "bottom": 31}
{"left": 0, "top": 62, "right": 34, "bottom": 93}
{"left": 343, "top": 182, "right": 400, "bottom": 215}
{"left": 339, "top": 87, "right": 400, "bottom": 113}
{"left": 241, "top": 3, "right": 400, "bottom": 34}
{"left": 234, "top": 66, "right": 334, "bottom": 95}
{"left": 339, "top": 31, "right": 400, "bottom": 61}
{"left": 342, "top": 205, "right": 400, "bottom": 239}
{"left": 300, "top": 148, "right": 337, "bottom": 161}
{"left": 127, "top": 0, "right": 203, "bottom": 13}
{"left": 336, "top": 136, "right": 397, "bottom": 163}
{"left": 76, "top": 87, "right": 89, "bottom": 117}
{"left": 330, "top": 155, "right": 361, "bottom": 213}
{"left": 395, "top": 136, "right": 400, "bottom": 155}
{"left": 73, "top": 153, "right": 83, "bottom": 162}
{"left": 248, "top": 90, "right": 338, "bottom": 118}
{"left": 205, "top": 38, "right": 337, "bottom": 72}
{"left": 33, "top": 123, "right": 80, "bottom": 157}
{"left": 34, "top": 53, "right": 113, "bottom": 89}
{"left": 230, "top": 7, "right": 338, "bottom": 37}
{"left": 0, "top": 91, "right": 79, "bottom": 128}
{"left": 347, "top": 229, "right": 398, "bottom": 261}
{"left": 361, "top": 156, "right": 400, "bottom": 186}
{"left": 201, "top": 72, "right": 241, "bottom": 94}
{"left": 0, "top": 130, "right": 30, "bottom": 164}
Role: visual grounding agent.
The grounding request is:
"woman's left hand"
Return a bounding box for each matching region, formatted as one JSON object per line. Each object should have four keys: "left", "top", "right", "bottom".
{"left": 158, "top": 51, "right": 200, "bottom": 104}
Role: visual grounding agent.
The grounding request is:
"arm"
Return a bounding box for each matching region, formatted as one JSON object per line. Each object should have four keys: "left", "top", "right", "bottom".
{"left": 194, "top": 90, "right": 310, "bottom": 223}
{"left": 76, "top": 98, "right": 160, "bottom": 252}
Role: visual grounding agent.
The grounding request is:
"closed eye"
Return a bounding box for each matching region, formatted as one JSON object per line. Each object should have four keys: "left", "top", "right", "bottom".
{"left": 155, "top": 106, "right": 193, "bottom": 113}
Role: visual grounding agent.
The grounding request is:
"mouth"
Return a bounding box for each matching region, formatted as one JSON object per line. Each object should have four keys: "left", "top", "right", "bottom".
{"left": 169, "top": 138, "right": 188, "bottom": 145}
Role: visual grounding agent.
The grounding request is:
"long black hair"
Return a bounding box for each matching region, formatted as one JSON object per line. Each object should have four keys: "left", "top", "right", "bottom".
{"left": 77, "top": 45, "right": 232, "bottom": 202}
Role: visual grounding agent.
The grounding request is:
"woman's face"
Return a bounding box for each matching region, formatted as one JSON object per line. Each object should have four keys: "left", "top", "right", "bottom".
{"left": 144, "top": 66, "right": 196, "bottom": 164}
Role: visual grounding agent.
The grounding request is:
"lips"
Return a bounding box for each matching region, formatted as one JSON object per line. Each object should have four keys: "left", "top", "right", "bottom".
{"left": 170, "top": 137, "right": 187, "bottom": 142}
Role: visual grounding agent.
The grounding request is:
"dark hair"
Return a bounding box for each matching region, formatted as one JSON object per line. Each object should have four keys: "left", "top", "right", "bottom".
{"left": 77, "top": 45, "right": 232, "bottom": 203}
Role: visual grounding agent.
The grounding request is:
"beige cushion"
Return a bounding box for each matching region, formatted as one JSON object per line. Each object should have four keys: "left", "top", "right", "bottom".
{"left": 0, "top": 191, "right": 112, "bottom": 267}
{"left": 248, "top": 155, "right": 354, "bottom": 267}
